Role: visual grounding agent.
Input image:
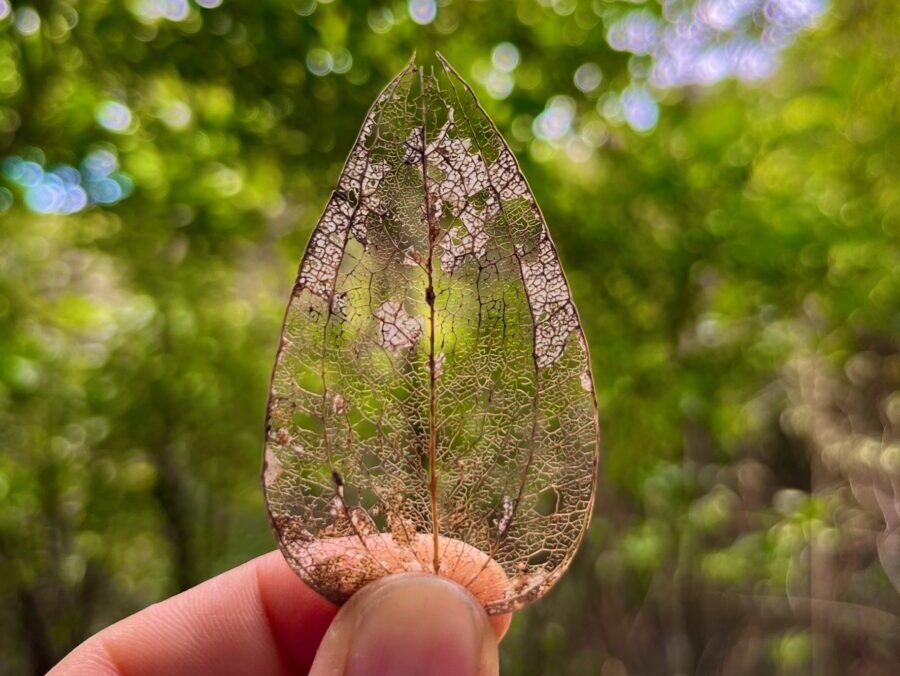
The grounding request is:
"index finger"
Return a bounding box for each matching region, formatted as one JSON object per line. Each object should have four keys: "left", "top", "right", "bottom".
{"left": 49, "top": 550, "right": 337, "bottom": 676}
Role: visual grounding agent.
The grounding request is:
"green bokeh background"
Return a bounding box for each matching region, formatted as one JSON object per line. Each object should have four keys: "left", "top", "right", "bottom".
{"left": 1, "top": 1, "right": 898, "bottom": 674}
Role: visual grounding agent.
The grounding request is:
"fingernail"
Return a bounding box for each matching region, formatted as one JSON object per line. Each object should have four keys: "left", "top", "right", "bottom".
{"left": 308, "top": 573, "right": 498, "bottom": 676}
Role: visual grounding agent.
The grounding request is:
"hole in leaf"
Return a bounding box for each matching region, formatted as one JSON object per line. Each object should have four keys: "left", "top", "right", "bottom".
{"left": 535, "top": 485, "right": 560, "bottom": 517}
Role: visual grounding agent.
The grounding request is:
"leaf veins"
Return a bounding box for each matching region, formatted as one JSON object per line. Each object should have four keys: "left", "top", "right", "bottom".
{"left": 263, "top": 54, "right": 599, "bottom": 614}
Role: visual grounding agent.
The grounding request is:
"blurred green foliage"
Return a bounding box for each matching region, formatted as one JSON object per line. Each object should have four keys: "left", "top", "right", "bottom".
{"left": 1, "top": 1, "right": 898, "bottom": 674}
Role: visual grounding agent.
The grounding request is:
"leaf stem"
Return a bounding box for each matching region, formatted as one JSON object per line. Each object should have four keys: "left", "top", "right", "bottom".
{"left": 419, "top": 64, "right": 441, "bottom": 575}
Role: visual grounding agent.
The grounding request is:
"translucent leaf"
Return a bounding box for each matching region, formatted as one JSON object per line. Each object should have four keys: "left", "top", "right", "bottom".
{"left": 263, "top": 54, "right": 598, "bottom": 614}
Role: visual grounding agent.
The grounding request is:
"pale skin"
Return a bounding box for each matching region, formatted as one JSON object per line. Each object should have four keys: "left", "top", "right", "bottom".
{"left": 48, "top": 550, "right": 511, "bottom": 676}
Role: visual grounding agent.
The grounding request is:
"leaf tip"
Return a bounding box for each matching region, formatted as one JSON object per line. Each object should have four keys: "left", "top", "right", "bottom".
{"left": 435, "top": 51, "right": 452, "bottom": 71}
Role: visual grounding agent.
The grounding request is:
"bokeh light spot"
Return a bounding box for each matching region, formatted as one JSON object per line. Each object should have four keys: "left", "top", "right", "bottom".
{"left": 553, "top": 0, "right": 577, "bottom": 17}
{"left": 485, "top": 70, "right": 514, "bottom": 100}
{"left": 306, "top": 48, "right": 333, "bottom": 77}
{"left": 18, "top": 161, "right": 44, "bottom": 187}
{"left": 26, "top": 182, "right": 64, "bottom": 214}
{"left": 292, "top": 0, "right": 317, "bottom": 17}
{"left": 408, "top": 0, "right": 436, "bottom": 26}
{"left": 132, "top": 0, "right": 190, "bottom": 23}
{"left": 14, "top": 6, "right": 41, "bottom": 36}
{"left": 113, "top": 173, "right": 135, "bottom": 199}
{"left": 597, "top": 92, "right": 623, "bottom": 124}
{"left": 51, "top": 166, "right": 81, "bottom": 186}
{"left": 64, "top": 185, "right": 89, "bottom": 213}
{"left": 697, "top": 0, "right": 758, "bottom": 31}
{"left": 1, "top": 157, "right": 22, "bottom": 182}
{"left": 160, "top": 101, "right": 193, "bottom": 130}
{"left": 88, "top": 178, "right": 124, "bottom": 205}
{"left": 331, "top": 48, "right": 353, "bottom": 75}
{"left": 162, "top": 0, "right": 189, "bottom": 21}
{"left": 96, "top": 101, "right": 133, "bottom": 133}
{"left": 533, "top": 96, "right": 576, "bottom": 142}
{"left": 368, "top": 7, "right": 394, "bottom": 33}
{"left": 491, "top": 43, "right": 520, "bottom": 72}
{"left": 621, "top": 85, "right": 659, "bottom": 133}
{"left": 607, "top": 11, "right": 661, "bottom": 56}
{"left": 82, "top": 149, "right": 118, "bottom": 180}
{"left": 574, "top": 63, "right": 603, "bottom": 93}
{"left": 580, "top": 119, "right": 609, "bottom": 148}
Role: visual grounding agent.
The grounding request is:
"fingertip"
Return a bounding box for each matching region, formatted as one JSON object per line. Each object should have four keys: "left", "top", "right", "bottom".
{"left": 310, "top": 573, "right": 500, "bottom": 676}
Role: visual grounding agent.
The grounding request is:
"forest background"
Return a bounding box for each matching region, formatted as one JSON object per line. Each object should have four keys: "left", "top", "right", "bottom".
{"left": 1, "top": 1, "right": 898, "bottom": 674}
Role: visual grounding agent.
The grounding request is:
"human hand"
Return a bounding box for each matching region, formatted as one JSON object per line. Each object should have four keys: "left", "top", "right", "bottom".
{"left": 49, "top": 550, "right": 510, "bottom": 676}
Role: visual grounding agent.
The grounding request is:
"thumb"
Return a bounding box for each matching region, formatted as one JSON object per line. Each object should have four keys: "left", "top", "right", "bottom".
{"left": 308, "top": 573, "right": 500, "bottom": 676}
